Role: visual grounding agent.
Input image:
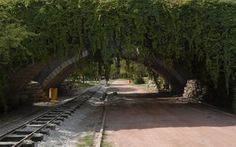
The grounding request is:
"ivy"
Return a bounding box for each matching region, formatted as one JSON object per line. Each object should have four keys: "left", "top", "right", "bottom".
{"left": 0, "top": 0, "right": 235, "bottom": 111}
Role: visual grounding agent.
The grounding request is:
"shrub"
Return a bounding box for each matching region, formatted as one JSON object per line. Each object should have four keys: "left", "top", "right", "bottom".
{"left": 232, "top": 87, "right": 236, "bottom": 113}
{"left": 133, "top": 76, "right": 145, "bottom": 84}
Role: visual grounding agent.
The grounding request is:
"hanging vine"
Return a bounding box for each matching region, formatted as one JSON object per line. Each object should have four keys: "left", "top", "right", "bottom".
{"left": 0, "top": 0, "right": 235, "bottom": 112}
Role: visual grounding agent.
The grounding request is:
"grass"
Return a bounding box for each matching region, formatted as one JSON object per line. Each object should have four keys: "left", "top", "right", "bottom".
{"left": 77, "top": 133, "right": 94, "bottom": 147}
{"left": 101, "top": 133, "right": 112, "bottom": 147}
{"left": 77, "top": 82, "right": 95, "bottom": 87}
{"left": 77, "top": 132, "right": 112, "bottom": 147}
{"left": 101, "top": 141, "right": 112, "bottom": 147}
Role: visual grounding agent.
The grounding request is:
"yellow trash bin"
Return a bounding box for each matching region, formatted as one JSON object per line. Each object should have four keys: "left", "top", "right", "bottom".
{"left": 49, "top": 88, "right": 58, "bottom": 101}
{"left": 128, "top": 80, "right": 132, "bottom": 84}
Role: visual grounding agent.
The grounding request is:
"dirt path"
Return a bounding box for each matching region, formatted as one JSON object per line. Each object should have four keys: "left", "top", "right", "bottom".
{"left": 108, "top": 79, "right": 155, "bottom": 94}
{"left": 104, "top": 80, "right": 236, "bottom": 147}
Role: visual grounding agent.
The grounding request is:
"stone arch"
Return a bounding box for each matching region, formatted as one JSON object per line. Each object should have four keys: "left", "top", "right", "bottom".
{"left": 34, "top": 50, "right": 89, "bottom": 90}
{"left": 7, "top": 50, "right": 89, "bottom": 106}
{"left": 35, "top": 54, "right": 191, "bottom": 94}
{"left": 8, "top": 49, "right": 191, "bottom": 107}
{"left": 126, "top": 57, "right": 192, "bottom": 94}
{"left": 144, "top": 59, "right": 191, "bottom": 93}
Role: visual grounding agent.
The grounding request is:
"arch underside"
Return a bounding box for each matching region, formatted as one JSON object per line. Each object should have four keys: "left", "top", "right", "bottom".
{"left": 9, "top": 51, "right": 191, "bottom": 102}
{"left": 7, "top": 50, "right": 89, "bottom": 106}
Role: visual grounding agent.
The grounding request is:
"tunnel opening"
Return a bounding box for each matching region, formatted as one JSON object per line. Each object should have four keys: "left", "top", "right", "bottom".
{"left": 30, "top": 55, "right": 191, "bottom": 102}
{"left": 6, "top": 53, "right": 189, "bottom": 110}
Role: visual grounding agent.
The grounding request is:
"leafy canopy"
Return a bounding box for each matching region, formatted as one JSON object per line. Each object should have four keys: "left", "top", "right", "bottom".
{"left": 0, "top": 0, "right": 236, "bottom": 110}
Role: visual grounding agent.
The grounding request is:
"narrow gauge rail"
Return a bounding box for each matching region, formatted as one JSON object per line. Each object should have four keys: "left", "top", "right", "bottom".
{"left": 0, "top": 86, "right": 101, "bottom": 147}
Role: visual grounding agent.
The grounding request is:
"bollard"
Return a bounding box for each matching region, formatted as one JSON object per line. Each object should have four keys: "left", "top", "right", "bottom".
{"left": 128, "top": 80, "right": 131, "bottom": 84}
{"left": 49, "top": 88, "right": 58, "bottom": 101}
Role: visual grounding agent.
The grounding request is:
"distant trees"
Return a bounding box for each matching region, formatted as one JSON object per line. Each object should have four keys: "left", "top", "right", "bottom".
{"left": 110, "top": 59, "right": 148, "bottom": 83}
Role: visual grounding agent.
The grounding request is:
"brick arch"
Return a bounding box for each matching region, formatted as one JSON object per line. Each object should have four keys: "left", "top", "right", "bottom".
{"left": 37, "top": 55, "right": 89, "bottom": 91}
{"left": 36, "top": 55, "right": 191, "bottom": 94}
{"left": 9, "top": 50, "right": 88, "bottom": 92}
{"left": 34, "top": 50, "right": 88, "bottom": 89}
{"left": 9, "top": 49, "right": 191, "bottom": 104}
{"left": 143, "top": 59, "right": 191, "bottom": 93}
{"left": 124, "top": 56, "right": 192, "bottom": 94}
{"left": 7, "top": 50, "right": 89, "bottom": 107}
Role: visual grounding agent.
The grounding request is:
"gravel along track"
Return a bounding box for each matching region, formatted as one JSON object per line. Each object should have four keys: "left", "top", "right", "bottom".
{"left": 37, "top": 103, "right": 103, "bottom": 147}
{"left": 37, "top": 85, "right": 107, "bottom": 147}
{"left": 0, "top": 87, "right": 90, "bottom": 137}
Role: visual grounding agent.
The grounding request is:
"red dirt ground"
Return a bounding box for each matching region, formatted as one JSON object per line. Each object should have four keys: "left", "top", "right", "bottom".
{"left": 104, "top": 80, "right": 236, "bottom": 147}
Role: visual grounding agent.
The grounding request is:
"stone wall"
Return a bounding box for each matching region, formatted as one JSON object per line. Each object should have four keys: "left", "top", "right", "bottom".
{"left": 7, "top": 64, "right": 45, "bottom": 108}
{"left": 183, "top": 79, "right": 206, "bottom": 103}
{"left": 16, "top": 81, "right": 48, "bottom": 105}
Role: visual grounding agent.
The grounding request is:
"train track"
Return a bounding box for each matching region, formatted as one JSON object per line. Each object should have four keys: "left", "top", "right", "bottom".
{"left": 0, "top": 86, "right": 102, "bottom": 147}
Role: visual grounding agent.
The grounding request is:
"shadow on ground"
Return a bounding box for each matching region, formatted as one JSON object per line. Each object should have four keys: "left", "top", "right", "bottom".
{"left": 108, "top": 87, "right": 138, "bottom": 93}
{"left": 105, "top": 96, "right": 236, "bottom": 131}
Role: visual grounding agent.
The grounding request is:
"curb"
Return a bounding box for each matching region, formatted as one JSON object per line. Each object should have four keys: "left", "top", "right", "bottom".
{"left": 201, "top": 102, "right": 236, "bottom": 118}
{"left": 95, "top": 103, "right": 107, "bottom": 147}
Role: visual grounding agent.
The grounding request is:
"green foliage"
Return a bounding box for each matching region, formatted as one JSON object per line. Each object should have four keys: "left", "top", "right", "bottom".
{"left": 110, "top": 59, "right": 148, "bottom": 81}
{"left": 133, "top": 76, "right": 145, "bottom": 84}
{"left": 148, "top": 71, "right": 165, "bottom": 89}
{"left": 233, "top": 87, "right": 236, "bottom": 113}
{"left": 77, "top": 133, "right": 93, "bottom": 147}
{"left": 0, "top": 0, "right": 236, "bottom": 111}
{"left": 110, "top": 59, "right": 129, "bottom": 79}
{"left": 67, "top": 59, "right": 100, "bottom": 85}
{"left": 127, "top": 62, "right": 148, "bottom": 85}
{"left": 0, "top": 1, "right": 34, "bottom": 111}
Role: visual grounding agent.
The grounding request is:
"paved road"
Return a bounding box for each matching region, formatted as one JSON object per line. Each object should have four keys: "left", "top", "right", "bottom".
{"left": 104, "top": 80, "right": 236, "bottom": 147}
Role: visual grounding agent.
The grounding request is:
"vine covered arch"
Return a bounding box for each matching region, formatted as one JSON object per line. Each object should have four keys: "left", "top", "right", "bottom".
{"left": 34, "top": 53, "right": 191, "bottom": 94}
{"left": 8, "top": 49, "right": 191, "bottom": 105}
{"left": 0, "top": 0, "right": 236, "bottom": 112}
